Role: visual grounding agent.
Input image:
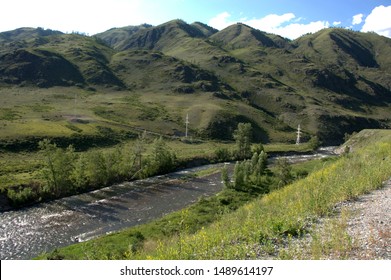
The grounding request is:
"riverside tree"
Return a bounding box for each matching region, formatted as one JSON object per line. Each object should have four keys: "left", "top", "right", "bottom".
{"left": 39, "top": 139, "right": 76, "bottom": 196}
{"left": 10, "top": 135, "right": 179, "bottom": 207}
{"left": 233, "top": 123, "right": 252, "bottom": 159}
{"left": 133, "top": 130, "right": 147, "bottom": 171}
{"left": 223, "top": 149, "right": 270, "bottom": 193}
{"left": 148, "top": 137, "right": 177, "bottom": 175}
{"left": 274, "top": 158, "right": 294, "bottom": 188}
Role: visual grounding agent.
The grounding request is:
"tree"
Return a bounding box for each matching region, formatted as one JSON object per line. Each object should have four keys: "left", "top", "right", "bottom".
{"left": 105, "top": 147, "right": 123, "bottom": 183}
{"left": 308, "top": 135, "right": 321, "bottom": 150}
{"left": 69, "top": 154, "right": 88, "bottom": 189}
{"left": 133, "top": 131, "right": 147, "bottom": 171}
{"left": 252, "top": 142, "right": 265, "bottom": 154}
{"left": 254, "top": 151, "right": 267, "bottom": 177}
{"left": 233, "top": 123, "right": 252, "bottom": 159}
{"left": 225, "top": 151, "right": 269, "bottom": 193}
{"left": 39, "top": 139, "right": 76, "bottom": 195}
{"left": 274, "top": 158, "right": 293, "bottom": 188}
{"left": 221, "top": 164, "right": 231, "bottom": 188}
{"left": 149, "top": 137, "right": 176, "bottom": 175}
{"left": 85, "top": 150, "right": 108, "bottom": 186}
{"left": 233, "top": 161, "right": 245, "bottom": 189}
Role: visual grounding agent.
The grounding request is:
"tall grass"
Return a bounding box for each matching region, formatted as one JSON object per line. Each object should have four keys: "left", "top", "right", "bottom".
{"left": 136, "top": 140, "right": 391, "bottom": 259}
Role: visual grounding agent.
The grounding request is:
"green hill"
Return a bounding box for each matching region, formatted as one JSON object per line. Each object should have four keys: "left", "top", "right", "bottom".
{"left": 209, "top": 23, "right": 288, "bottom": 49}
{"left": 1, "top": 20, "right": 391, "bottom": 149}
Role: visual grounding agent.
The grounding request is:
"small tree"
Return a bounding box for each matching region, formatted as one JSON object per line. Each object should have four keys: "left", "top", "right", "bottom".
{"left": 221, "top": 164, "right": 231, "bottom": 188}
{"left": 274, "top": 158, "right": 293, "bottom": 188}
{"left": 69, "top": 154, "right": 89, "bottom": 189}
{"left": 308, "top": 135, "right": 321, "bottom": 150}
{"left": 225, "top": 151, "right": 269, "bottom": 193}
{"left": 252, "top": 142, "right": 265, "bottom": 154}
{"left": 233, "top": 123, "right": 252, "bottom": 159}
{"left": 233, "top": 161, "right": 245, "bottom": 189}
{"left": 215, "top": 147, "right": 232, "bottom": 162}
{"left": 149, "top": 137, "right": 176, "bottom": 175}
{"left": 39, "top": 139, "right": 76, "bottom": 195}
{"left": 133, "top": 131, "right": 147, "bottom": 171}
{"left": 85, "top": 150, "right": 108, "bottom": 186}
{"left": 254, "top": 151, "right": 267, "bottom": 177}
{"left": 105, "top": 147, "right": 124, "bottom": 183}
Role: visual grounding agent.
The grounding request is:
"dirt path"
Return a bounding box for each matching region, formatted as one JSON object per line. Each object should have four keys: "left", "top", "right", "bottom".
{"left": 283, "top": 178, "right": 391, "bottom": 259}
{"left": 338, "top": 179, "right": 391, "bottom": 259}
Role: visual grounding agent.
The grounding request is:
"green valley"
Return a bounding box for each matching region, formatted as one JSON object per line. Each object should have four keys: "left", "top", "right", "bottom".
{"left": 1, "top": 20, "right": 391, "bottom": 260}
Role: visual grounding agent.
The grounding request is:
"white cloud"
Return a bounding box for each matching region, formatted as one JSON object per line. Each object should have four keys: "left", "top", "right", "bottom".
{"left": 208, "top": 12, "right": 330, "bottom": 39}
{"left": 245, "top": 13, "right": 296, "bottom": 32}
{"left": 208, "top": 12, "right": 233, "bottom": 30}
{"left": 0, "top": 0, "right": 148, "bottom": 34}
{"left": 333, "top": 21, "right": 342, "bottom": 26}
{"left": 361, "top": 5, "right": 391, "bottom": 38}
{"left": 352, "top": 13, "right": 364, "bottom": 25}
{"left": 272, "top": 20, "right": 330, "bottom": 39}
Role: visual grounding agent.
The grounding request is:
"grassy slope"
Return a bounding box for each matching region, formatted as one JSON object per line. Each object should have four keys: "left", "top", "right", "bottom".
{"left": 142, "top": 129, "right": 391, "bottom": 259}
{"left": 1, "top": 25, "right": 391, "bottom": 149}
{"left": 38, "top": 129, "right": 391, "bottom": 260}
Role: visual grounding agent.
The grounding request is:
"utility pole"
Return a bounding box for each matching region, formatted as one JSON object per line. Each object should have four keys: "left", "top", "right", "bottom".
{"left": 73, "top": 92, "right": 77, "bottom": 120}
{"left": 296, "top": 124, "right": 302, "bottom": 145}
{"left": 185, "top": 113, "right": 189, "bottom": 138}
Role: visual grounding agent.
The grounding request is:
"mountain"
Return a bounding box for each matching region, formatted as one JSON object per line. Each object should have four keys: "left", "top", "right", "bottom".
{"left": 94, "top": 24, "right": 152, "bottom": 50}
{"left": 209, "top": 23, "right": 288, "bottom": 49}
{"left": 106, "top": 19, "right": 208, "bottom": 51}
{"left": 1, "top": 21, "right": 391, "bottom": 147}
{"left": 0, "top": 27, "right": 62, "bottom": 44}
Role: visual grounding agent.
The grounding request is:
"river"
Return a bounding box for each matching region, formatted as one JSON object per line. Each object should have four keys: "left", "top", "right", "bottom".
{"left": 0, "top": 148, "right": 336, "bottom": 260}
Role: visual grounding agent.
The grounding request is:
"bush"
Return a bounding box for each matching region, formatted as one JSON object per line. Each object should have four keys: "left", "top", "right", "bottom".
{"left": 147, "top": 137, "right": 177, "bottom": 175}
{"left": 308, "top": 136, "right": 321, "bottom": 150}
{"left": 274, "top": 158, "right": 294, "bottom": 188}
{"left": 6, "top": 182, "right": 43, "bottom": 207}
{"left": 215, "top": 147, "right": 232, "bottom": 162}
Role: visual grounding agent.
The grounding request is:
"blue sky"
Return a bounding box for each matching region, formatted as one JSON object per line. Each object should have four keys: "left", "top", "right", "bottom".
{"left": 1, "top": 0, "right": 391, "bottom": 39}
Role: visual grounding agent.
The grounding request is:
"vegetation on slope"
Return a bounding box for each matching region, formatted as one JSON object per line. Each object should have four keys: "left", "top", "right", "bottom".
{"left": 1, "top": 22, "right": 391, "bottom": 149}
{"left": 136, "top": 130, "right": 391, "bottom": 259}
{"left": 39, "top": 129, "right": 391, "bottom": 260}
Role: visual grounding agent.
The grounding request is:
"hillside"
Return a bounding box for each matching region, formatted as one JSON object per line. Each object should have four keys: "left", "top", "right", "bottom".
{"left": 1, "top": 21, "right": 391, "bottom": 149}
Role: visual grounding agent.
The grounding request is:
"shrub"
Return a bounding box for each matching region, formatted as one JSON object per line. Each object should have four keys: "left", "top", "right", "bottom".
{"left": 215, "top": 147, "right": 232, "bottom": 162}
{"left": 274, "top": 158, "right": 294, "bottom": 188}
{"left": 148, "top": 137, "right": 177, "bottom": 175}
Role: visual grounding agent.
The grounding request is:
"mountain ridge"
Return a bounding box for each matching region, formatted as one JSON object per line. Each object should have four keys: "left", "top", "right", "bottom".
{"left": 1, "top": 20, "right": 390, "bottom": 145}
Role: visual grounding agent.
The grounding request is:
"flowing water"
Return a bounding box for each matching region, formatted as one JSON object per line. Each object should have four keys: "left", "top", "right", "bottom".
{"left": 0, "top": 164, "right": 228, "bottom": 260}
{"left": 0, "top": 148, "right": 337, "bottom": 260}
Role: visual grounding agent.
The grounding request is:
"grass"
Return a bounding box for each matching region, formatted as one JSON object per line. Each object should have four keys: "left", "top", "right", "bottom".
{"left": 278, "top": 208, "right": 355, "bottom": 260}
{"left": 25, "top": 130, "right": 391, "bottom": 260}
{"left": 145, "top": 137, "right": 390, "bottom": 259}
{"left": 0, "top": 83, "right": 299, "bottom": 147}
{"left": 50, "top": 129, "right": 390, "bottom": 260}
